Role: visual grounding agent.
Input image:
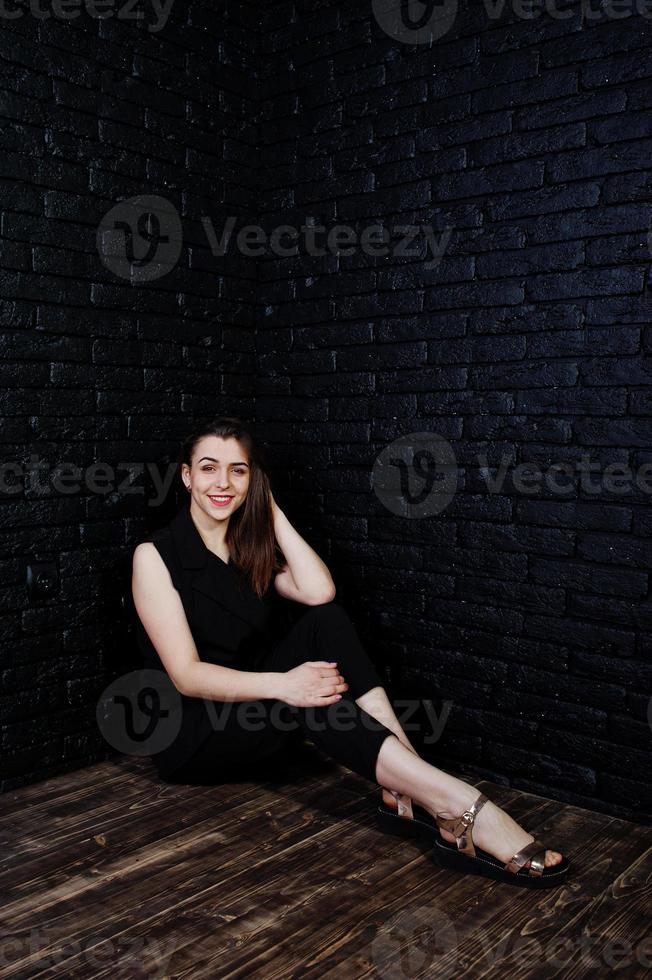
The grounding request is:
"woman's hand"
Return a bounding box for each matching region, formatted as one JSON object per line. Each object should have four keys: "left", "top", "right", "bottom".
{"left": 276, "top": 661, "right": 348, "bottom": 708}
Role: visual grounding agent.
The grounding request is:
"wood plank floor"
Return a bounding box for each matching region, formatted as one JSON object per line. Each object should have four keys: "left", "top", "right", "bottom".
{"left": 1, "top": 748, "right": 650, "bottom": 979}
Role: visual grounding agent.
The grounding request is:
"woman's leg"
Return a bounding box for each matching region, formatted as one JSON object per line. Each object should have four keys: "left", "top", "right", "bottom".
{"left": 166, "top": 601, "right": 391, "bottom": 785}
{"left": 268, "top": 602, "right": 420, "bottom": 758}
{"left": 356, "top": 686, "right": 419, "bottom": 756}
{"left": 166, "top": 601, "right": 388, "bottom": 786}
{"left": 172, "top": 601, "right": 562, "bottom": 869}
{"left": 164, "top": 702, "right": 303, "bottom": 785}
{"left": 267, "top": 602, "right": 562, "bottom": 869}
{"left": 260, "top": 601, "right": 402, "bottom": 783}
{"left": 374, "top": 736, "right": 563, "bottom": 869}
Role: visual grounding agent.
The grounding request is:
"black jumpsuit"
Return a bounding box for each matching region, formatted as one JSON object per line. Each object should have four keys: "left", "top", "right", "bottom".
{"left": 134, "top": 504, "right": 397, "bottom": 785}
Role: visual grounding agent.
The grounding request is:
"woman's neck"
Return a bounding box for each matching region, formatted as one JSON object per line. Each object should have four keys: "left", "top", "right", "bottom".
{"left": 189, "top": 502, "right": 230, "bottom": 556}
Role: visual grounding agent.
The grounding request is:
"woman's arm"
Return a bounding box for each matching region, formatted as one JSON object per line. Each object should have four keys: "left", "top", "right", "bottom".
{"left": 132, "top": 543, "right": 284, "bottom": 702}
{"left": 270, "top": 494, "right": 336, "bottom": 605}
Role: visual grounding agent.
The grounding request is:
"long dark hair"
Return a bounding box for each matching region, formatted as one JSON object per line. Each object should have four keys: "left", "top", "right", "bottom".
{"left": 177, "top": 417, "right": 285, "bottom": 598}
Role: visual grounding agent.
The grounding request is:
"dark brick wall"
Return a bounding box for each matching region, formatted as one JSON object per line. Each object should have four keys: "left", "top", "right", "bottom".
{"left": 2, "top": 0, "right": 651, "bottom": 823}
{"left": 0, "top": 2, "right": 259, "bottom": 790}
{"left": 254, "top": 1, "right": 652, "bottom": 822}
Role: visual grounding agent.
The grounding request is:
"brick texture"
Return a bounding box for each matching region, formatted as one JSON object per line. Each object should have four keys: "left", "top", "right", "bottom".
{"left": 254, "top": 1, "right": 652, "bottom": 823}
{"left": 0, "top": 1, "right": 259, "bottom": 789}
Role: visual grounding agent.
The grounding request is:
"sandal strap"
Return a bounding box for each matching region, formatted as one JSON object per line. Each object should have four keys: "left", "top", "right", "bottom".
{"left": 505, "top": 839, "right": 547, "bottom": 877}
{"left": 389, "top": 790, "right": 414, "bottom": 820}
{"left": 435, "top": 791, "right": 488, "bottom": 858}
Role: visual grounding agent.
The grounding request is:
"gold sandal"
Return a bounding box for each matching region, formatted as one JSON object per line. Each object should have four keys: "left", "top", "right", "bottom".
{"left": 432, "top": 791, "right": 570, "bottom": 889}
{"left": 376, "top": 788, "right": 441, "bottom": 844}
{"left": 377, "top": 788, "right": 570, "bottom": 889}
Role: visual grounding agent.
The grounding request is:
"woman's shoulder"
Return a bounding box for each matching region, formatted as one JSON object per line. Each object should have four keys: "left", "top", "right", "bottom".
{"left": 132, "top": 524, "right": 184, "bottom": 595}
{"left": 132, "top": 522, "right": 177, "bottom": 569}
{"left": 133, "top": 523, "right": 169, "bottom": 548}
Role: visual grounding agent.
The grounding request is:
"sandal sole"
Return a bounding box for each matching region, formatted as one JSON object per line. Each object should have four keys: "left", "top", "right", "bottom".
{"left": 433, "top": 837, "right": 571, "bottom": 889}
{"left": 376, "top": 804, "right": 570, "bottom": 889}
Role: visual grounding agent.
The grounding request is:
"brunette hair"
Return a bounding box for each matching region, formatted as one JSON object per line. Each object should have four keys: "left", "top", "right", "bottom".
{"left": 177, "top": 417, "right": 285, "bottom": 598}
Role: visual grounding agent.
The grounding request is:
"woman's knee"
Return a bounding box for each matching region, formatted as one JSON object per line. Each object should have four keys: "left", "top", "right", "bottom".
{"left": 301, "top": 599, "right": 349, "bottom": 627}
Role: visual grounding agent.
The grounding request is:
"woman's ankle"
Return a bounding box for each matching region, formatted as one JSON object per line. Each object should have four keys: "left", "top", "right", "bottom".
{"left": 422, "top": 777, "right": 480, "bottom": 821}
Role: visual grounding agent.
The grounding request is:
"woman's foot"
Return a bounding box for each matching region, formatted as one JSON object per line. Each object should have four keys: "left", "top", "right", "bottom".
{"left": 424, "top": 783, "right": 563, "bottom": 870}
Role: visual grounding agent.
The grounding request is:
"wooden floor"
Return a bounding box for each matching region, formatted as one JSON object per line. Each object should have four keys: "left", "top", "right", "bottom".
{"left": 1, "top": 747, "right": 651, "bottom": 979}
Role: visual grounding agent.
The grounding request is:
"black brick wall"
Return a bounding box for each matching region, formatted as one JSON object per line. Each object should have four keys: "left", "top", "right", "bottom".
{"left": 1, "top": 0, "right": 651, "bottom": 822}
{"left": 0, "top": 2, "right": 259, "bottom": 789}
{"left": 254, "top": 1, "right": 652, "bottom": 823}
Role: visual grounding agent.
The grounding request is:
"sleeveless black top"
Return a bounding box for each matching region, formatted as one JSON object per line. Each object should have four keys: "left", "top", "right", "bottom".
{"left": 134, "top": 503, "right": 277, "bottom": 777}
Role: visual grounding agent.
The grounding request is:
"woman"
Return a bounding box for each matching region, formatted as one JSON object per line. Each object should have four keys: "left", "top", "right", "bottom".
{"left": 132, "top": 417, "right": 569, "bottom": 889}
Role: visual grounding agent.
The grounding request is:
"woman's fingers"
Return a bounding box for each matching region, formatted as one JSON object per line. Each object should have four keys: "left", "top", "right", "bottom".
{"left": 316, "top": 681, "right": 348, "bottom": 699}
{"left": 306, "top": 664, "right": 349, "bottom": 703}
{"left": 315, "top": 667, "right": 347, "bottom": 693}
{"left": 321, "top": 677, "right": 347, "bottom": 692}
{"left": 312, "top": 694, "right": 340, "bottom": 708}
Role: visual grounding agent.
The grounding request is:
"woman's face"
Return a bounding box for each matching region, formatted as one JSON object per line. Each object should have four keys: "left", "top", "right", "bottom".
{"left": 183, "top": 435, "right": 250, "bottom": 521}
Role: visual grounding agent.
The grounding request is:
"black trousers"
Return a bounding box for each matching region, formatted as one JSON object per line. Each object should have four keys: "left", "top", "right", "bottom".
{"left": 166, "top": 602, "right": 397, "bottom": 785}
